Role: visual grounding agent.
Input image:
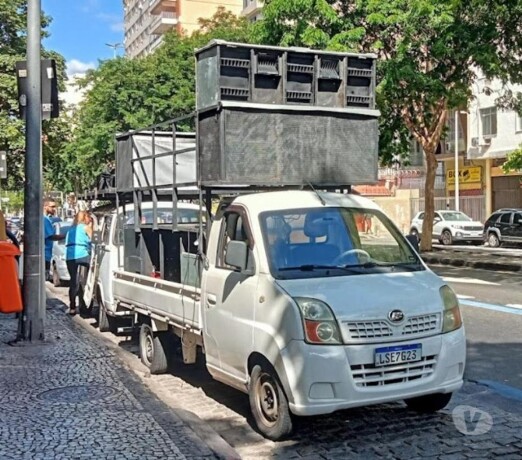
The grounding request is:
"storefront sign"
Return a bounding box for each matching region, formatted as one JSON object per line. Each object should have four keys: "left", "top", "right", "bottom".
{"left": 446, "top": 166, "right": 482, "bottom": 191}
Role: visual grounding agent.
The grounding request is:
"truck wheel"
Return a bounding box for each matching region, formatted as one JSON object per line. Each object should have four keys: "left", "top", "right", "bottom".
{"left": 52, "top": 263, "right": 62, "bottom": 287}
{"left": 97, "top": 298, "right": 116, "bottom": 333}
{"left": 405, "top": 392, "right": 452, "bottom": 413}
{"left": 139, "top": 323, "right": 168, "bottom": 374}
{"left": 441, "top": 230, "right": 453, "bottom": 246}
{"left": 248, "top": 365, "right": 292, "bottom": 440}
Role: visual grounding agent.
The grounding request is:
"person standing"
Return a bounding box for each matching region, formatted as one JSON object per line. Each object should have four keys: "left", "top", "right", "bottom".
{"left": 65, "top": 211, "right": 93, "bottom": 315}
{"left": 43, "top": 199, "right": 64, "bottom": 275}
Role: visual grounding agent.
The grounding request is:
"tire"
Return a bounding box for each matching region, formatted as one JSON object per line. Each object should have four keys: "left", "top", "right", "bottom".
{"left": 52, "top": 263, "right": 62, "bottom": 287}
{"left": 248, "top": 364, "right": 293, "bottom": 440}
{"left": 97, "top": 296, "right": 116, "bottom": 333}
{"left": 441, "top": 230, "right": 453, "bottom": 246}
{"left": 405, "top": 392, "right": 453, "bottom": 413}
{"left": 487, "top": 232, "right": 500, "bottom": 248}
{"left": 139, "top": 323, "right": 168, "bottom": 374}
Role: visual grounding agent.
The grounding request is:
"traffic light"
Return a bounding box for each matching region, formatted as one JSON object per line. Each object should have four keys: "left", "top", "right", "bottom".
{"left": 15, "top": 59, "right": 59, "bottom": 120}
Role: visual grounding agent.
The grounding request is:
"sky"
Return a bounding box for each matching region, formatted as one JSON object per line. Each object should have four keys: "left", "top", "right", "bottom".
{"left": 42, "top": 0, "right": 124, "bottom": 77}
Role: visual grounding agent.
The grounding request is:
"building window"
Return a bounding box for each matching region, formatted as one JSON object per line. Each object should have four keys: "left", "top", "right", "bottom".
{"left": 480, "top": 107, "right": 497, "bottom": 137}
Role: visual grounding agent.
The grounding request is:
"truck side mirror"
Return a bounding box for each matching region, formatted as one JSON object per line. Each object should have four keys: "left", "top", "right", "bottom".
{"left": 225, "top": 240, "right": 248, "bottom": 271}
{"left": 405, "top": 234, "right": 420, "bottom": 252}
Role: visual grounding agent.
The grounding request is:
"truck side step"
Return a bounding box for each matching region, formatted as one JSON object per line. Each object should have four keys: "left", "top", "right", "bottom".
{"left": 117, "top": 326, "right": 135, "bottom": 335}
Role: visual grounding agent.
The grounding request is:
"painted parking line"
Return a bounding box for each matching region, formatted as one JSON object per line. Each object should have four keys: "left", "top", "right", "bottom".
{"left": 442, "top": 276, "right": 501, "bottom": 286}
{"left": 476, "top": 380, "right": 522, "bottom": 403}
{"left": 458, "top": 297, "right": 522, "bottom": 316}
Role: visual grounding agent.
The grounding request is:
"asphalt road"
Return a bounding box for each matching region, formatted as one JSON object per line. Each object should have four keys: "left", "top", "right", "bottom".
{"left": 432, "top": 265, "right": 522, "bottom": 391}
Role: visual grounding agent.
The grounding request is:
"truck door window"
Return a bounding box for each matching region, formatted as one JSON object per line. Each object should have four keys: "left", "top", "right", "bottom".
{"left": 217, "top": 211, "right": 254, "bottom": 271}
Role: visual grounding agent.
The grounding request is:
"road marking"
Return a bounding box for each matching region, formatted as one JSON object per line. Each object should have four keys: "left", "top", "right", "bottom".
{"left": 506, "top": 304, "right": 522, "bottom": 310}
{"left": 476, "top": 380, "right": 522, "bottom": 403}
{"left": 458, "top": 298, "right": 522, "bottom": 316}
{"left": 442, "top": 276, "right": 501, "bottom": 286}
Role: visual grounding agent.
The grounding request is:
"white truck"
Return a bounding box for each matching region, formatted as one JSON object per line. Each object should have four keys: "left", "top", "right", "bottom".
{"left": 85, "top": 41, "right": 466, "bottom": 440}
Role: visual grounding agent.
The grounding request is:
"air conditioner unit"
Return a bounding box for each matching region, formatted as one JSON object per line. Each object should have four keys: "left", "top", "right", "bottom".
{"left": 471, "top": 137, "right": 479, "bottom": 147}
{"left": 482, "top": 136, "right": 492, "bottom": 144}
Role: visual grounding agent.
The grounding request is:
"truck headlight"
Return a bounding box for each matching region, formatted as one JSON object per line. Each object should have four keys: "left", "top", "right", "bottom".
{"left": 440, "top": 285, "right": 462, "bottom": 333}
{"left": 294, "top": 297, "right": 342, "bottom": 344}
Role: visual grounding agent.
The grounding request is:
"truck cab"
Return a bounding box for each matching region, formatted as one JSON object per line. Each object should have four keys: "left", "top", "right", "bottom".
{"left": 200, "top": 191, "right": 465, "bottom": 439}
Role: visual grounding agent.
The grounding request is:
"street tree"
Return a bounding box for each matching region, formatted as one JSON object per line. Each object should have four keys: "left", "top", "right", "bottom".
{"left": 67, "top": 8, "right": 253, "bottom": 191}
{"left": 255, "top": 0, "right": 522, "bottom": 250}
{"left": 502, "top": 145, "right": 522, "bottom": 174}
{"left": 0, "top": 0, "right": 68, "bottom": 190}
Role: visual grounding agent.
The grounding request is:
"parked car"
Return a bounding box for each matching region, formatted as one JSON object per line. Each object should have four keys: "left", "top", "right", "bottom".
{"left": 483, "top": 208, "right": 522, "bottom": 247}
{"left": 49, "top": 221, "right": 71, "bottom": 287}
{"left": 410, "top": 210, "right": 484, "bottom": 245}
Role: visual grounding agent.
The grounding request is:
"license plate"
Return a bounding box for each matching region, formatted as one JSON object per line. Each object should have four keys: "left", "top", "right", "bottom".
{"left": 374, "top": 344, "right": 422, "bottom": 367}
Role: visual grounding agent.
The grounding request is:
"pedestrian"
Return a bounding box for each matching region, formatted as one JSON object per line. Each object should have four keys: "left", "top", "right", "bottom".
{"left": 65, "top": 210, "right": 93, "bottom": 315}
{"left": 44, "top": 199, "right": 65, "bottom": 276}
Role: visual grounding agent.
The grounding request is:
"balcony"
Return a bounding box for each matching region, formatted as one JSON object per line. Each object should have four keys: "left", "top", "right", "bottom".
{"left": 150, "top": 0, "right": 176, "bottom": 15}
{"left": 150, "top": 11, "right": 177, "bottom": 35}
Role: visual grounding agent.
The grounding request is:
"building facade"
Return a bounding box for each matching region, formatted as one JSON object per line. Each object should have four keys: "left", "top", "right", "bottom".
{"left": 241, "top": 0, "right": 263, "bottom": 21}
{"left": 124, "top": 0, "right": 244, "bottom": 59}
{"left": 466, "top": 77, "right": 522, "bottom": 215}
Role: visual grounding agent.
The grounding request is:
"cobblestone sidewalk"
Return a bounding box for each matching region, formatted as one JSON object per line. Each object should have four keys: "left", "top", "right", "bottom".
{"left": 0, "top": 299, "right": 231, "bottom": 460}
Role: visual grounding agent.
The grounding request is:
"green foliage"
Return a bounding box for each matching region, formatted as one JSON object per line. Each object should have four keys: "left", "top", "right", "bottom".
{"left": 502, "top": 145, "right": 522, "bottom": 174}
{"left": 0, "top": 0, "right": 68, "bottom": 190}
{"left": 66, "top": 8, "right": 254, "bottom": 191}
{"left": 255, "top": 0, "right": 522, "bottom": 161}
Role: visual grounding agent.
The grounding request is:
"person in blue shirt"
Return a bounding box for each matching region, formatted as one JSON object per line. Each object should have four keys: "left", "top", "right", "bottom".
{"left": 44, "top": 199, "right": 65, "bottom": 274}
{"left": 65, "top": 210, "right": 93, "bottom": 315}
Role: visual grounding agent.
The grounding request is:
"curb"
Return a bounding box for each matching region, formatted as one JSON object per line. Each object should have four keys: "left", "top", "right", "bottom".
{"left": 46, "top": 288, "right": 241, "bottom": 460}
{"left": 421, "top": 254, "right": 522, "bottom": 273}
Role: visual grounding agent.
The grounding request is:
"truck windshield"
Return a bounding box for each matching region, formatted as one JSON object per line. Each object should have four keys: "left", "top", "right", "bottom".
{"left": 260, "top": 207, "right": 423, "bottom": 279}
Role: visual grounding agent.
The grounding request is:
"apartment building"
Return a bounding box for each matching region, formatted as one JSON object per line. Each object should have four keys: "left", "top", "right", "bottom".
{"left": 124, "top": 0, "right": 243, "bottom": 59}
{"left": 241, "top": 0, "right": 263, "bottom": 21}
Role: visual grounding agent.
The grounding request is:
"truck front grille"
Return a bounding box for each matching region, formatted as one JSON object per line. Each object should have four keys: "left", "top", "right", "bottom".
{"left": 343, "top": 313, "right": 441, "bottom": 343}
{"left": 351, "top": 355, "right": 437, "bottom": 387}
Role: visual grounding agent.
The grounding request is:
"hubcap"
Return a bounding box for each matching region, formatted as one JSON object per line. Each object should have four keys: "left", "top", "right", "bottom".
{"left": 142, "top": 329, "right": 154, "bottom": 364}
{"left": 256, "top": 374, "right": 279, "bottom": 427}
{"left": 442, "top": 232, "right": 451, "bottom": 244}
{"left": 489, "top": 234, "right": 498, "bottom": 246}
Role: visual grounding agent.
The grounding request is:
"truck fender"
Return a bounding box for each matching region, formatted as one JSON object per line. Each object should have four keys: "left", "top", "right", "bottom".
{"left": 247, "top": 352, "right": 293, "bottom": 405}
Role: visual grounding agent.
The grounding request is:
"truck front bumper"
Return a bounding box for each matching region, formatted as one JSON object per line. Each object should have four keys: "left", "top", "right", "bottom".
{"left": 278, "top": 327, "right": 466, "bottom": 416}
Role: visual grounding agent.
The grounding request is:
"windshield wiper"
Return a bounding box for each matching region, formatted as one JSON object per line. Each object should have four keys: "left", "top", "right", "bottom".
{"left": 279, "top": 264, "right": 359, "bottom": 272}
{"left": 342, "top": 261, "right": 422, "bottom": 270}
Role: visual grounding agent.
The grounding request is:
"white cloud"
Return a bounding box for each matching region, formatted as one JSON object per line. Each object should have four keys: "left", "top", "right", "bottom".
{"left": 66, "top": 59, "right": 96, "bottom": 77}
{"left": 97, "top": 13, "right": 124, "bottom": 33}
{"left": 110, "top": 21, "right": 124, "bottom": 33}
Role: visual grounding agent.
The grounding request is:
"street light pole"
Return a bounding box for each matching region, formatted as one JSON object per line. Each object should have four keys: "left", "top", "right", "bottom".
{"left": 105, "top": 42, "right": 123, "bottom": 59}
{"left": 454, "top": 110, "right": 460, "bottom": 212}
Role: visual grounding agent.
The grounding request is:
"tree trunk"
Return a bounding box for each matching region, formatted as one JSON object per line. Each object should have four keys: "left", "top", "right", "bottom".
{"left": 402, "top": 100, "right": 448, "bottom": 252}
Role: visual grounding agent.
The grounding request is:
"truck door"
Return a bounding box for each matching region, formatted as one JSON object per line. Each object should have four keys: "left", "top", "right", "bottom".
{"left": 202, "top": 208, "right": 258, "bottom": 383}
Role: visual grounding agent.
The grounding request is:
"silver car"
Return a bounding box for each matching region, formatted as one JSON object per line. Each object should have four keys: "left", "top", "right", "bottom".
{"left": 50, "top": 221, "right": 71, "bottom": 286}
{"left": 410, "top": 210, "right": 484, "bottom": 245}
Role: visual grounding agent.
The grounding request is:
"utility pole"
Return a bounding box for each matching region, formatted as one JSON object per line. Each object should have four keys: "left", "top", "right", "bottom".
{"left": 454, "top": 110, "right": 460, "bottom": 212}
{"left": 21, "top": 0, "right": 45, "bottom": 341}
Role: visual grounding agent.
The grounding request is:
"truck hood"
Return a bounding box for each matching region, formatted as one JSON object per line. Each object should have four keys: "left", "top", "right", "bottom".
{"left": 275, "top": 270, "right": 446, "bottom": 321}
